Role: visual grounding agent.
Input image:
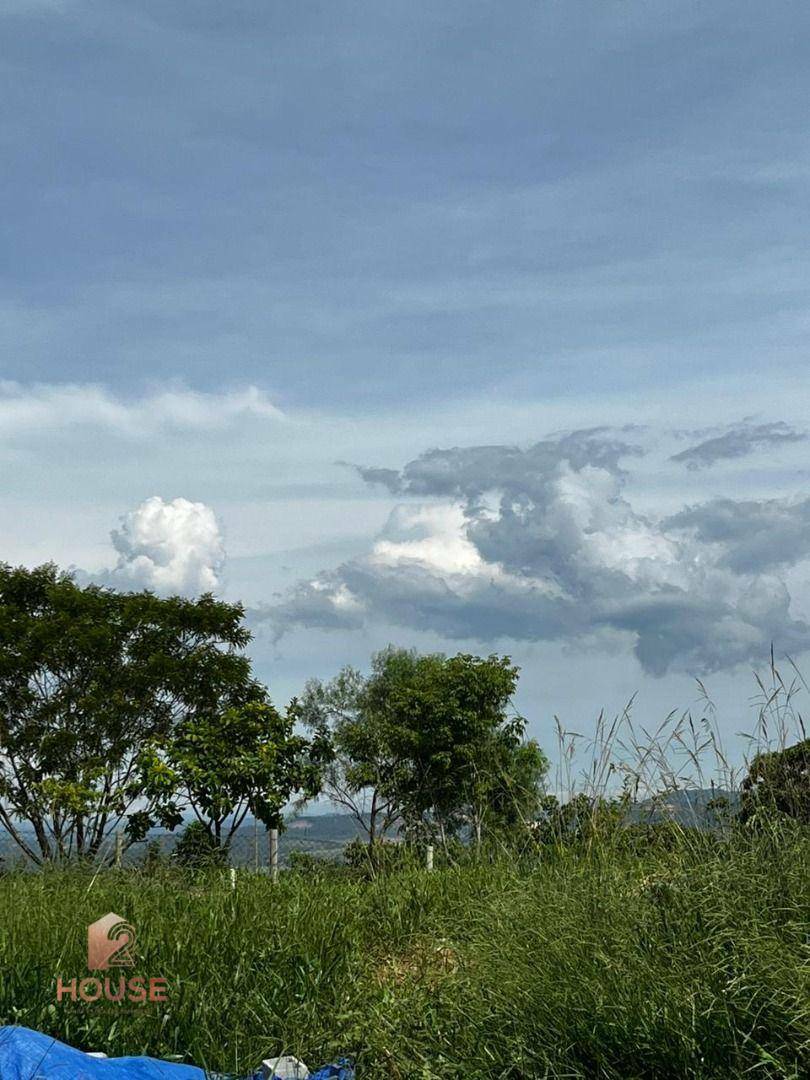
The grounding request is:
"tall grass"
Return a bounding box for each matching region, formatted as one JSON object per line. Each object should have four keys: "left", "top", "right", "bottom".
{"left": 0, "top": 833, "right": 807, "bottom": 1079}
{"left": 0, "top": 661, "right": 808, "bottom": 1079}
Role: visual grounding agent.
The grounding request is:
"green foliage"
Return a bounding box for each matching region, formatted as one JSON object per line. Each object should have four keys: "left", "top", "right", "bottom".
{"left": 294, "top": 660, "right": 400, "bottom": 847}
{"left": 300, "top": 646, "right": 548, "bottom": 852}
{"left": 139, "top": 699, "right": 325, "bottom": 844}
{"left": 286, "top": 849, "right": 355, "bottom": 880}
{"left": 479, "top": 736, "right": 549, "bottom": 841}
{"left": 342, "top": 836, "right": 421, "bottom": 877}
{"left": 171, "top": 820, "right": 229, "bottom": 869}
{"left": 529, "top": 792, "right": 630, "bottom": 847}
{"left": 0, "top": 563, "right": 254, "bottom": 863}
{"left": 740, "top": 738, "right": 810, "bottom": 825}
{"left": 140, "top": 838, "right": 166, "bottom": 873}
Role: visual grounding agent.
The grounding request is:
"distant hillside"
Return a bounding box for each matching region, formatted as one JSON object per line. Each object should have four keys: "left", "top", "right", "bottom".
{"left": 142, "top": 812, "right": 371, "bottom": 867}
{"left": 0, "top": 796, "right": 742, "bottom": 867}
{"left": 628, "top": 788, "right": 740, "bottom": 827}
{"left": 0, "top": 812, "right": 369, "bottom": 868}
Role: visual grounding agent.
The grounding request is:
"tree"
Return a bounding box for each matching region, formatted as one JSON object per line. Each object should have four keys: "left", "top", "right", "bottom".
{"left": 0, "top": 563, "right": 258, "bottom": 864}
{"left": 138, "top": 699, "right": 326, "bottom": 849}
{"left": 369, "top": 649, "right": 547, "bottom": 851}
{"left": 299, "top": 646, "right": 547, "bottom": 856}
{"left": 740, "top": 738, "right": 810, "bottom": 825}
{"left": 293, "top": 660, "right": 404, "bottom": 850}
{"left": 482, "top": 738, "right": 549, "bottom": 840}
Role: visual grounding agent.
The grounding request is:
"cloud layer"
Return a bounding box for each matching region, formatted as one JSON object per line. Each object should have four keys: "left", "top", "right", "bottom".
{"left": 671, "top": 421, "right": 807, "bottom": 469}
{"left": 264, "top": 430, "right": 810, "bottom": 676}
{"left": 0, "top": 382, "right": 282, "bottom": 439}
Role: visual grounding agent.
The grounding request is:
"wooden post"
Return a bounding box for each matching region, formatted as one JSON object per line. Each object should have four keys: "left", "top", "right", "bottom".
{"left": 425, "top": 844, "right": 434, "bottom": 871}
{"left": 229, "top": 867, "right": 237, "bottom": 890}
{"left": 114, "top": 831, "right": 123, "bottom": 869}
{"left": 269, "top": 827, "right": 279, "bottom": 883}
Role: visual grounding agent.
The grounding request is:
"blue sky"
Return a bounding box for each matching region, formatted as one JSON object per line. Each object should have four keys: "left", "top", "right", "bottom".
{"left": 3, "top": 1, "right": 810, "bottom": 774}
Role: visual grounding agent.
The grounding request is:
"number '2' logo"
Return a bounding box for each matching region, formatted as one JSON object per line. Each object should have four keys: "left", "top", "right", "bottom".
{"left": 87, "top": 912, "right": 137, "bottom": 970}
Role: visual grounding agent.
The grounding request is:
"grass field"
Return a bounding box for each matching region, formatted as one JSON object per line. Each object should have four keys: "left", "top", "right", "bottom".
{"left": 0, "top": 824, "right": 807, "bottom": 1080}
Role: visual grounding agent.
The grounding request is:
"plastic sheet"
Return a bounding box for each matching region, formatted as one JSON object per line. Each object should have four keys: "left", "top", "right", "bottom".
{"left": 0, "top": 1027, "right": 354, "bottom": 1080}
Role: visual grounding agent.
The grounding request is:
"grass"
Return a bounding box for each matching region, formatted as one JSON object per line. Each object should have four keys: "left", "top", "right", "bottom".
{"left": 0, "top": 825, "right": 807, "bottom": 1079}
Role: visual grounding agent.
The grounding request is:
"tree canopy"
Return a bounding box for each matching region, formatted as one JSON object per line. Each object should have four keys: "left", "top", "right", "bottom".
{"left": 0, "top": 563, "right": 258, "bottom": 862}
{"left": 299, "top": 646, "right": 547, "bottom": 853}
{"left": 0, "top": 565, "right": 548, "bottom": 866}
{"left": 138, "top": 699, "right": 326, "bottom": 847}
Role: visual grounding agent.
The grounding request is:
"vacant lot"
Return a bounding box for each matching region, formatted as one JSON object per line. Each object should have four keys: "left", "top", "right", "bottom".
{"left": 0, "top": 828, "right": 807, "bottom": 1079}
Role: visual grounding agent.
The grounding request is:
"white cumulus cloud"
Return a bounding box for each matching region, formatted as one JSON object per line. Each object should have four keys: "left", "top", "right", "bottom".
{"left": 108, "top": 496, "right": 225, "bottom": 595}
{"left": 264, "top": 431, "right": 810, "bottom": 676}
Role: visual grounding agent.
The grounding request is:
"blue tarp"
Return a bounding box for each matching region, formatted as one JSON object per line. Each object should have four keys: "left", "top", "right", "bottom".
{"left": 0, "top": 1027, "right": 353, "bottom": 1080}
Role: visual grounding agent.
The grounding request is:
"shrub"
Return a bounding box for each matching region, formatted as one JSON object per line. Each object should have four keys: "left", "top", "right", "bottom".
{"left": 740, "top": 738, "right": 810, "bottom": 825}
{"left": 171, "top": 821, "right": 229, "bottom": 869}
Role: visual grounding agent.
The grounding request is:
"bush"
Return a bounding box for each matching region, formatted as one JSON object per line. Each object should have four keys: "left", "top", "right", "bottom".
{"left": 286, "top": 850, "right": 351, "bottom": 879}
{"left": 342, "top": 836, "right": 429, "bottom": 876}
{"left": 171, "top": 821, "right": 229, "bottom": 869}
{"left": 741, "top": 738, "right": 810, "bottom": 825}
{"left": 139, "top": 838, "right": 167, "bottom": 873}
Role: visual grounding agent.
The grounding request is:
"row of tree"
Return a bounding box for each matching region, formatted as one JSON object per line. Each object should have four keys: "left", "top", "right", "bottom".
{"left": 1, "top": 564, "right": 806, "bottom": 866}
{"left": 0, "top": 564, "right": 547, "bottom": 864}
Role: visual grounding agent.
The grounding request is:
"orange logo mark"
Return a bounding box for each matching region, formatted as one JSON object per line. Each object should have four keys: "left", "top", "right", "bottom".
{"left": 87, "top": 912, "right": 137, "bottom": 971}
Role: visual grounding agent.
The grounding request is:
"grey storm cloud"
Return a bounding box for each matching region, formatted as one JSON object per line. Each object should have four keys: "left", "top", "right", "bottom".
{"left": 263, "top": 428, "right": 810, "bottom": 677}
{"left": 670, "top": 421, "right": 806, "bottom": 469}
{"left": 355, "top": 427, "right": 644, "bottom": 499}
{"left": 664, "top": 496, "right": 810, "bottom": 574}
{"left": 351, "top": 466, "right": 404, "bottom": 493}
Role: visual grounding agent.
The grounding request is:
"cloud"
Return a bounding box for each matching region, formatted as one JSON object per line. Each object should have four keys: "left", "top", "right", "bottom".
{"left": 665, "top": 496, "right": 810, "bottom": 574}
{"left": 352, "top": 427, "right": 644, "bottom": 500}
{"left": 106, "top": 496, "right": 225, "bottom": 595}
{"left": 0, "top": 382, "right": 283, "bottom": 439}
{"left": 670, "top": 421, "right": 806, "bottom": 469}
{"left": 262, "top": 429, "right": 810, "bottom": 676}
{"left": 351, "top": 465, "right": 404, "bottom": 493}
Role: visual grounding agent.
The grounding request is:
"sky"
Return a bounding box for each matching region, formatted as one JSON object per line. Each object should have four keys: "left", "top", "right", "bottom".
{"left": 2, "top": 1, "right": 810, "bottom": 778}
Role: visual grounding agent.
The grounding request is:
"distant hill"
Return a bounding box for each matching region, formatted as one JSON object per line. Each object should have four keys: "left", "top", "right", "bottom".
{"left": 0, "top": 795, "right": 742, "bottom": 867}
{"left": 138, "top": 812, "right": 371, "bottom": 867}
{"left": 628, "top": 788, "right": 740, "bottom": 827}
{"left": 0, "top": 812, "right": 370, "bottom": 868}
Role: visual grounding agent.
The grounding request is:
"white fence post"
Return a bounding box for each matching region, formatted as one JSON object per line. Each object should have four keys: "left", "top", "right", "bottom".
{"left": 114, "top": 831, "right": 123, "bottom": 868}
{"left": 269, "top": 827, "right": 279, "bottom": 882}
{"left": 425, "top": 844, "right": 434, "bottom": 871}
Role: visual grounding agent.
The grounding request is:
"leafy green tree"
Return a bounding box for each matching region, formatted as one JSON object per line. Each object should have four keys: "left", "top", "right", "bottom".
{"left": 139, "top": 699, "right": 325, "bottom": 848}
{"left": 293, "top": 660, "right": 404, "bottom": 849}
{"left": 0, "top": 563, "right": 256, "bottom": 863}
{"left": 740, "top": 738, "right": 810, "bottom": 825}
{"left": 300, "top": 646, "right": 547, "bottom": 856}
{"left": 367, "top": 649, "right": 547, "bottom": 850}
{"left": 482, "top": 738, "right": 550, "bottom": 841}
